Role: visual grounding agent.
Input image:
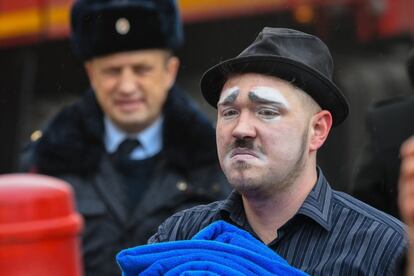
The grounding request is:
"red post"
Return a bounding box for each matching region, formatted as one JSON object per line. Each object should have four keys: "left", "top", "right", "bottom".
{"left": 0, "top": 174, "right": 83, "bottom": 276}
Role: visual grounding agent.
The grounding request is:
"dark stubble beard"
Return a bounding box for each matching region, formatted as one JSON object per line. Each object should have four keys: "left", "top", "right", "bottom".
{"left": 276, "top": 127, "right": 309, "bottom": 191}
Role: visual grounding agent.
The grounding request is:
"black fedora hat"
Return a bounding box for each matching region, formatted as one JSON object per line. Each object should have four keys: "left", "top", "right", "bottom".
{"left": 200, "top": 27, "right": 349, "bottom": 126}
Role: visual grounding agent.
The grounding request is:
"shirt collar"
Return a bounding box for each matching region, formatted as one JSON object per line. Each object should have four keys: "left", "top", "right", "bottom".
{"left": 296, "top": 167, "right": 333, "bottom": 231}
{"left": 219, "top": 167, "right": 334, "bottom": 231}
{"left": 220, "top": 190, "right": 247, "bottom": 228}
{"left": 104, "top": 115, "right": 163, "bottom": 159}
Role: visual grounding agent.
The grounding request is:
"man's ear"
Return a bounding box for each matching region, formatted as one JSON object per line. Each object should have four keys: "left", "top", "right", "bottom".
{"left": 166, "top": 56, "right": 180, "bottom": 89}
{"left": 309, "top": 110, "right": 332, "bottom": 151}
{"left": 84, "top": 61, "right": 95, "bottom": 88}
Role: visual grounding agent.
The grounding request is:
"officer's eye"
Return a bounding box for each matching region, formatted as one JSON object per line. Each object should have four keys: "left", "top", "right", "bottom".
{"left": 133, "top": 65, "right": 153, "bottom": 75}
{"left": 102, "top": 67, "right": 121, "bottom": 76}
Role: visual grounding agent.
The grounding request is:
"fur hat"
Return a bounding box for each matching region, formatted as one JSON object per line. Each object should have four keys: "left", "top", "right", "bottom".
{"left": 70, "top": 0, "right": 183, "bottom": 60}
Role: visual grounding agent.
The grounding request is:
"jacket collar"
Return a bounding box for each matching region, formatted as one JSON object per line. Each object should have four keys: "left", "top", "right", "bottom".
{"left": 33, "top": 86, "right": 218, "bottom": 174}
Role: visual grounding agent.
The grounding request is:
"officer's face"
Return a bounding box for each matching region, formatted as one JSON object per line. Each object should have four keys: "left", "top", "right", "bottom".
{"left": 85, "top": 49, "right": 179, "bottom": 133}
{"left": 216, "top": 73, "right": 315, "bottom": 194}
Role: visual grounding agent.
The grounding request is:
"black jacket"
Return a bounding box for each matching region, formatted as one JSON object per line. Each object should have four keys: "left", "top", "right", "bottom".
{"left": 22, "top": 87, "right": 230, "bottom": 275}
{"left": 351, "top": 95, "right": 414, "bottom": 219}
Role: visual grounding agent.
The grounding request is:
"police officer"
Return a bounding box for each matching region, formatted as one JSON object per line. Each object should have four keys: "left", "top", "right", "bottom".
{"left": 21, "top": 0, "right": 230, "bottom": 274}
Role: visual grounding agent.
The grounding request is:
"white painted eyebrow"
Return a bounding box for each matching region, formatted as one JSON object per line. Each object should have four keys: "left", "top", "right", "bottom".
{"left": 249, "top": 86, "right": 290, "bottom": 108}
{"left": 217, "top": 86, "right": 240, "bottom": 106}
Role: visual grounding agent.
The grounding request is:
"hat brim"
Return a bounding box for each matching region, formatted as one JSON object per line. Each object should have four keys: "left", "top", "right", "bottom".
{"left": 200, "top": 55, "right": 349, "bottom": 126}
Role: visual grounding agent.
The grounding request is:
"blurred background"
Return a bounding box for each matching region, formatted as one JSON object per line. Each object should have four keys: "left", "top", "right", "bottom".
{"left": 1, "top": 0, "right": 414, "bottom": 192}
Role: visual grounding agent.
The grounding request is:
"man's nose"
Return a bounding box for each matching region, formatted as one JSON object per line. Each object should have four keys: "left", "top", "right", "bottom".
{"left": 232, "top": 112, "right": 256, "bottom": 140}
{"left": 118, "top": 68, "right": 137, "bottom": 94}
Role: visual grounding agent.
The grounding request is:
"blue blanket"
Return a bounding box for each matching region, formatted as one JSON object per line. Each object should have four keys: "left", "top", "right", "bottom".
{"left": 117, "top": 220, "right": 308, "bottom": 275}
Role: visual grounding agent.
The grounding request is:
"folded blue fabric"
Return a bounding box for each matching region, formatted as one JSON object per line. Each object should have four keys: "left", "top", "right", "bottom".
{"left": 192, "top": 220, "right": 285, "bottom": 263}
{"left": 138, "top": 247, "right": 282, "bottom": 275}
{"left": 160, "top": 260, "right": 245, "bottom": 276}
{"left": 117, "top": 220, "right": 308, "bottom": 275}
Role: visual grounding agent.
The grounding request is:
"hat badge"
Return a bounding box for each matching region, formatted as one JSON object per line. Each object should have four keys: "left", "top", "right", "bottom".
{"left": 115, "top": 17, "right": 130, "bottom": 35}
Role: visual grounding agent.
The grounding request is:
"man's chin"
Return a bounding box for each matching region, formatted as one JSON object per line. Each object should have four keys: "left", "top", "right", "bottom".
{"left": 111, "top": 117, "right": 152, "bottom": 133}
{"left": 230, "top": 180, "right": 262, "bottom": 195}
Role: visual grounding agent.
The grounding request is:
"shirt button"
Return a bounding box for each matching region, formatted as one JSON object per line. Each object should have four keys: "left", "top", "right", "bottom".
{"left": 176, "top": 181, "right": 188, "bottom": 192}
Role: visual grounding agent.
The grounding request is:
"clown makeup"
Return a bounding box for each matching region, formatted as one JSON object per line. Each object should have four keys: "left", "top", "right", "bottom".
{"left": 217, "top": 86, "right": 240, "bottom": 106}
{"left": 248, "top": 86, "right": 291, "bottom": 109}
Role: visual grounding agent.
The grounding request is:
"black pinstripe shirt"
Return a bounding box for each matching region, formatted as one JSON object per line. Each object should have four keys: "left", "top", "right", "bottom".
{"left": 149, "top": 169, "right": 407, "bottom": 275}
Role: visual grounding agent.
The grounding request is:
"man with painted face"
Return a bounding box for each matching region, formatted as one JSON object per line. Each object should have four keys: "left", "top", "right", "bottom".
{"left": 21, "top": 0, "right": 230, "bottom": 275}
{"left": 149, "top": 27, "right": 408, "bottom": 275}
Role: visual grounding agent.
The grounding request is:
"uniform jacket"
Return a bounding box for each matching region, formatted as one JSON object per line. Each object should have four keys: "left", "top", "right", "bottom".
{"left": 351, "top": 95, "right": 414, "bottom": 218}
{"left": 22, "top": 87, "right": 230, "bottom": 275}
